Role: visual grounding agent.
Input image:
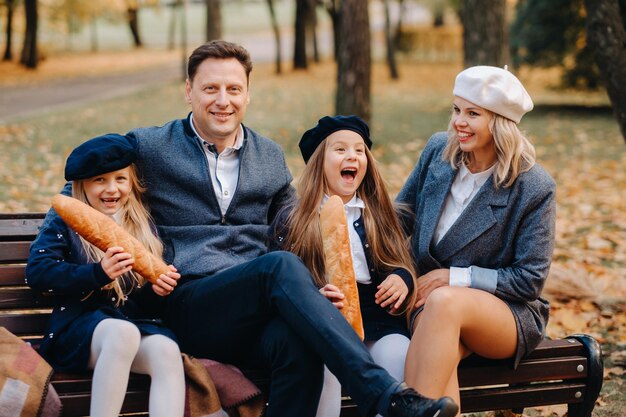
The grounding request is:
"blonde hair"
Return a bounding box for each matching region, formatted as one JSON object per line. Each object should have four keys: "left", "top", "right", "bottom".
{"left": 443, "top": 112, "right": 536, "bottom": 188}
{"left": 72, "top": 164, "right": 163, "bottom": 305}
{"left": 284, "top": 140, "right": 418, "bottom": 315}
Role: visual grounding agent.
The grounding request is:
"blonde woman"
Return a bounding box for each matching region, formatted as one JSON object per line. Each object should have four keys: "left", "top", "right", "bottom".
{"left": 26, "top": 134, "right": 185, "bottom": 417}
{"left": 271, "top": 115, "right": 458, "bottom": 417}
{"left": 396, "top": 66, "right": 556, "bottom": 415}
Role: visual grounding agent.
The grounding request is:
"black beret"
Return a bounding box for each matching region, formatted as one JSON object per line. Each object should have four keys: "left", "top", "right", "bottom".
{"left": 299, "top": 115, "right": 372, "bottom": 163}
{"left": 65, "top": 133, "right": 137, "bottom": 181}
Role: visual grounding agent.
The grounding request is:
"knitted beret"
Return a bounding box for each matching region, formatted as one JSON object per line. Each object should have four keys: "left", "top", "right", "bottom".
{"left": 453, "top": 66, "right": 534, "bottom": 123}
{"left": 65, "top": 133, "right": 137, "bottom": 181}
{"left": 299, "top": 115, "right": 372, "bottom": 163}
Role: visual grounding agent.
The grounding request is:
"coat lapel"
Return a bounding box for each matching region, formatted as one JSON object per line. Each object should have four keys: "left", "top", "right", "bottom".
{"left": 435, "top": 178, "right": 510, "bottom": 262}
{"left": 418, "top": 161, "right": 456, "bottom": 266}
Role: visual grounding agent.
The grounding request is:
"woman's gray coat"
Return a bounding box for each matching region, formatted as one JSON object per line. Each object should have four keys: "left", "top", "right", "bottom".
{"left": 396, "top": 132, "right": 556, "bottom": 366}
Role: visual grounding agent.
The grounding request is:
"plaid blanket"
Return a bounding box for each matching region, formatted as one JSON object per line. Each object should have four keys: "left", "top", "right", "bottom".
{"left": 183, "top": 354, "right": 264, "bottom": 417}
{"left": 0, "top": 327, "right": 61, "bottom": 417}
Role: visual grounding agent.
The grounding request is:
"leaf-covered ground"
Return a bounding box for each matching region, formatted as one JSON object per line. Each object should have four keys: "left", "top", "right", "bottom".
{"left": 0, "top": 53, "right": 624, "bottom": 416}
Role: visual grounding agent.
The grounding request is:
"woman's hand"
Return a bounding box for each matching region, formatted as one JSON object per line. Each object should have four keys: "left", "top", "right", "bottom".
{"left": 319, "top": 283, "right": 345, "bottom": 309}
{"left": 152, "top": 265, "right": 181, "bottom": 297}
{"left": 414, "top": 268, "right": 450, "bottom": 309}
{"left": 101, "top": 247, "right": 134, "bottom": 280}
{"left": 376, "top": 274, "right": 409, "bottom": 314}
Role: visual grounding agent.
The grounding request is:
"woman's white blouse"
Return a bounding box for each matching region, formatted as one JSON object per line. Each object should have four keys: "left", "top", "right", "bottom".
{"left": 434, "top": 163, "right": 495, "bottom": 287}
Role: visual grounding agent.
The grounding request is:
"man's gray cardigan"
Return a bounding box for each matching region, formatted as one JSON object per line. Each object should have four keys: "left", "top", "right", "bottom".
{"left": 126, "top": 115, "right": 295, "bottom": 279}
{"left": 396, "top": 132, "right": 556, "bottom": 366}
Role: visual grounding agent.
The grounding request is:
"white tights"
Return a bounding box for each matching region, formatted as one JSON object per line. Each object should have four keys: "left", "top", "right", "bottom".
{"left": 315, "top": 333, "right": 410, "bottom": 417}
{"left": 88, "top": 319, "right": 185, "bottom": 417}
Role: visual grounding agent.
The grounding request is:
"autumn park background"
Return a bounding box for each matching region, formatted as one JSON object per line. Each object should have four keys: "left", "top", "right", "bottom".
{"left": 0, "top": 1, "right": 625, "bottom": 416}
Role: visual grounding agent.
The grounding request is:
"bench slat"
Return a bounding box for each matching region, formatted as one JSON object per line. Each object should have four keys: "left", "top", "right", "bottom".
{"left": 460, "top": 382, "right": 586, "bottom": 412}
{"left": 0, "top": 265, "right": 27, "bottom": 285}
{"left": 0, "top": 312, "right": 51, "bottom": 336}
{"left": 0, "top": 241, "right": 31, "bottom": 262}
{"left": 0, "top": 214, "right": 44, "bottom": 239}
{"left": 0, "top": 287, "right": 55, "bottom": 309}
{"left": 459, "top": 356, "right": 588, "bottom": 386}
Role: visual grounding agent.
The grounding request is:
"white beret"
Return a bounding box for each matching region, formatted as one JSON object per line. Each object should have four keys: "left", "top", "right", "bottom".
{"left": 453, "top": 66, "right": 534, "bottom": 123}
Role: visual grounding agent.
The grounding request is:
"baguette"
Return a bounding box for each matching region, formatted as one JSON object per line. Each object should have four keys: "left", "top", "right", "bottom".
{"left": 51, "top": 194, "right": 169, "bottom": 284}
{"left": 319, "top": 195, "right": 365, "bottom": 340}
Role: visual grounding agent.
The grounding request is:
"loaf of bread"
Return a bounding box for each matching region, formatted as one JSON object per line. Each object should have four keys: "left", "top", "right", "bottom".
{"left": 319, "top": 195, "right": 365, "bottom": 340}
{"left": 51, "top": 194, "right": 169, "bottom": 284}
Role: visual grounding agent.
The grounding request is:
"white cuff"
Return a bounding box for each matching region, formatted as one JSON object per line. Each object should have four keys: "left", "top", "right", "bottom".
{"left": 449, "top": 267, "right": 471, "bottom": 287}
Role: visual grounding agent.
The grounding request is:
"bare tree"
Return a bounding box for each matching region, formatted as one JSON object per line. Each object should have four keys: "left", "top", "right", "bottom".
{"left": 294, "top": 0, "right": 309, "bottom": 69}
{"left": 205, "top": 0, "right": 222, "bottom": 41}
{"left": 459, "top": 0, "right": 507, "bottom": 67}
{"left": 266, "top": 0, "right": 282, "bottom": 74}
{"left": 336, "top": 0, "right": 371, "bottom": 121}
{"left": 3, "top": 0, "right": 16, "bottom": 61}
{"left": 383, "top": 0, "right": 399, "bottom": 79}
{"left": 127, "top": 3, "right": 143, "bottom": 47}
{"left": 584, "top": 0, "right": 626, "bottom": 142}
{"left": 319, "top": 0, "right": 340, "bottom": 60}
{"left": 21, "top": 0, "right": 38, "bottom": 68}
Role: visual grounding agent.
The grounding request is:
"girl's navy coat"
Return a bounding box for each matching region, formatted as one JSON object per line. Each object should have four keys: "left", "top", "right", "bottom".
{"left": 270, "top": 206, "right": 414, "bottom": 341}
{"left": 25, "top": 212, "right": 176, "bottom": 372}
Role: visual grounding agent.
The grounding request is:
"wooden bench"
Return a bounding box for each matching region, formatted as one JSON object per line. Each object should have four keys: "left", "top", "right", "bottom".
{"left": 1, "top": 213, "right": 603, "bottom": 417}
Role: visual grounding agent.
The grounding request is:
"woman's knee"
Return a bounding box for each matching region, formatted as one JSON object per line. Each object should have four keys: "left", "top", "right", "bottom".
{"left": 423, "top": 286, "right": 464, "bottom": 318}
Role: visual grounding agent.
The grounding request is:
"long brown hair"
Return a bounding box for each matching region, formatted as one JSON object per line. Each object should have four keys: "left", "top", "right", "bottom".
{"left": 72, "top": 164, "right": 163, "bottom": 305}
{"left": 284, "top": 139, "right": 418, "bottom": 315}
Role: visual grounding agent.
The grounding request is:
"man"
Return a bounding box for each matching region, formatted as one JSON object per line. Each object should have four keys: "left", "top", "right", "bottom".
{"left": 126, "top": 40, "right": 458, "bottom": 417}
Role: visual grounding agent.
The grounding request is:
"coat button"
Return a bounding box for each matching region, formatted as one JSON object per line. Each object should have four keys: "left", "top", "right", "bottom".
{"left": 354, "top": 222, "right": 359, "bottom": 227}
{"left": 364, "top": 243, "right": 370, "bottom": 248}
{"left": 60, "top": 307, "right": 65, "bottom": 311}
{"left": 48, "top": 333, "right": 54, "bottom": 338}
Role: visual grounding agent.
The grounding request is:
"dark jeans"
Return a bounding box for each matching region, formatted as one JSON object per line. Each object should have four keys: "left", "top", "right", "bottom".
{"left": 164, "top": 251, "right": 398, "bottom": 417}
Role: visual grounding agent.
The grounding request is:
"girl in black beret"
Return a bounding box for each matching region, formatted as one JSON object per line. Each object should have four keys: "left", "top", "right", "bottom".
{"left": 270, "top": 116, "right": 423, "bottom": 417}
{"left": 26, "top": 134, "right": 185, "bottom": 417}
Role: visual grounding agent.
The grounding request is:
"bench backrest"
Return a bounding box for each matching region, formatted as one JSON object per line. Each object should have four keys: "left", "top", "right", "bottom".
{"left": 0, "top": 213, "right": 50, "bottom": 344}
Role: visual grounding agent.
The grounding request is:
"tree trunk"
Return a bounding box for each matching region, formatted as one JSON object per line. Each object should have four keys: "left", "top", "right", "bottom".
{"left": 90, "top": 16, "right": 98, "bottom": 52}
{"left": 205, "top": 0, "right": 222, "bottom": 41}
{"left": 127, "top": 7, "right": 143, "bottom": 47}
{"left": 168, "top": 1, "right": 180, "bottom": 50}
{"left": 3, "top": 0, "right": 15, "bottom": 61}
{"left": 383, "top": 0, "right": 399, "bottom": 79}
{"left": 459, "top": 0, "right": 507, "bottom": 67}
{"left": 308, "top": 0, "right": 319, "bottom": 62}
{"left": 266, "top": 0, "right": 282, "bottom": 74}
{"left": 584, "top": 0, "right": 626, "bottom": 143}
{"left": 336, "top": 0, "right": 371, "bottom": 122}
{"left": 322, "top": 0, "right": 340, "bottom": 61}
{"left": 20, "top": 0, "right": 38, "bottom": 69}
{"left": 294, "top": 0, "right": 308, "bottom": 69}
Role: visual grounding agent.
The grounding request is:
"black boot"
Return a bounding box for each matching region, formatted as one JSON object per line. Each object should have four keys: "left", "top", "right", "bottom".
{"left": 388, "top": 383, "right": 459, "bottom": 417}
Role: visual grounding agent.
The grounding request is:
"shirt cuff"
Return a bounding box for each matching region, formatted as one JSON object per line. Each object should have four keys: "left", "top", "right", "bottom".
{"left": 469, "top": 265, "right": 498, "bottom": 294}
{"left": 449, "top": 267, "right": 471, "bottom": 287}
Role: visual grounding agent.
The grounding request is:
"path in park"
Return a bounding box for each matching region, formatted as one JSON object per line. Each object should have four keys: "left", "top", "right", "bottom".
{"left": 0, "top": 29, "right": 333, "bottom": 123}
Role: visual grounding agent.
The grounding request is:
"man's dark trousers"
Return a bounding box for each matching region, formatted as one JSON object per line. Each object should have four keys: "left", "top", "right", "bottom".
{"left": 164, "top": 251, "right": 398, "bottom": 417}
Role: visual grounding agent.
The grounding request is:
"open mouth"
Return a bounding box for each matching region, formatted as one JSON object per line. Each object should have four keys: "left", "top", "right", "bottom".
{"left": 341, "top": 168, "right": 357, "bottom": 181}
{"left": 101, "top": 198, "right": 120, "bottom": 206}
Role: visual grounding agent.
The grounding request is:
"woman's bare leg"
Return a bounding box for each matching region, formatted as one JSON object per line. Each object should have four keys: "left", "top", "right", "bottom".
{"left": 405, "top": 287, "right": 517, "bottom": 415}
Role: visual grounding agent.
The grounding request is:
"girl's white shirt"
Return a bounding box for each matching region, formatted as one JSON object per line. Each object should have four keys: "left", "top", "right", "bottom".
{"left": 322, "top": 194, "right": 372, "bottom": 284}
